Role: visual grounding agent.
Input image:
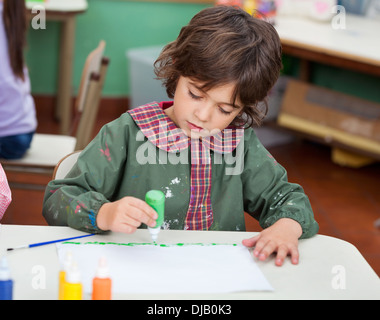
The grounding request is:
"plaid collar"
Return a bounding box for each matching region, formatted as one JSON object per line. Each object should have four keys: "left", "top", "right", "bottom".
{"left": 128, "top": 101, "right": 243, "bottom": 154}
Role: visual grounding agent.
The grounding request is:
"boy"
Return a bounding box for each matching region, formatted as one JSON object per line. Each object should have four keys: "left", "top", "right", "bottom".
{"left": 43, "top": 6, "right": 318, "bottom": 266}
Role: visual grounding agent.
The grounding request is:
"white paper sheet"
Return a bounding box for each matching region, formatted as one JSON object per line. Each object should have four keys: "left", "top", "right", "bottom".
{"left": 56, "top": 242, "right": 273, "bottom": 294}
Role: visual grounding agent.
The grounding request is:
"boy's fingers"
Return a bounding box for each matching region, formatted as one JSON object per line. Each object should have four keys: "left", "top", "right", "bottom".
{"left": 125, "top": 197, "right": 158, "bottom": 219}
{"left": 146, "top": 218, "right": 157, "bottom": 228}
{"left": 258, "top": 241, "right": 277, "bottom": 261}
{"left": 242, "top": 235, "right": 260, "bottom": 248}
{"left": 125, "top": 204, "right": 157, "bottom": 228}
{"left": 275, "top": 245, "right": 288, "bottom": 266}
{"left": 252, "top": 238, "right": 269, "bottom": 258}
{"left": 123, "top": 214, "right": 142, "bottom": 228}
{"left": 289, "top": 245, "right": 299, "bottom": 265}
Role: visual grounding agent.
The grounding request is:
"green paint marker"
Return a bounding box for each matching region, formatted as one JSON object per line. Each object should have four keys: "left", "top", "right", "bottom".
{"left": 145, "top": 190, "right": 165, "bottom": 242}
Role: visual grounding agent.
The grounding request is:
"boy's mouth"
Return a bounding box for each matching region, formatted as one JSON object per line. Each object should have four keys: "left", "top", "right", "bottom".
{"left": 187, "top": 121, "right": 204, "bottom": 132}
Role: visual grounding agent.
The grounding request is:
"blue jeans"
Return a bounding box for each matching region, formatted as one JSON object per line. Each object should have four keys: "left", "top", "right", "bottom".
{"left": 0, "top": 132, "right": 34, "bottom": 159}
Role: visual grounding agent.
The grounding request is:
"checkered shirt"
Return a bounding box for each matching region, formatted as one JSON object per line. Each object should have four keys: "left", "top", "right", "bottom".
{"left": 129, "top": 102, "right": 243, "bottom": 230}
{"left": 0, "top": 164, "right": 11, "bottom": 220}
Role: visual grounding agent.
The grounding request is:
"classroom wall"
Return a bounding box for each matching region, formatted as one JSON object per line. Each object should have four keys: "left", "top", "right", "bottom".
{"left": 25, "top": 0, "right": 380, "bottom": 104}
{"left": 25, "top": 0, "right": 211, "bottom": 96}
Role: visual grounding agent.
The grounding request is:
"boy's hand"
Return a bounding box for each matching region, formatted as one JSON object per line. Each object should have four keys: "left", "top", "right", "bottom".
{"left": 96, "top": 197, "right": 158, "bottom": 233}
{"left": 242, "top": 218, "right": 302, "bottom": 266}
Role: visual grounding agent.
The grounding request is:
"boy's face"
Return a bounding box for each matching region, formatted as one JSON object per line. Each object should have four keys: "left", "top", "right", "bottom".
{"left": 166, "top": 76, "right": 243, "bottom": 139}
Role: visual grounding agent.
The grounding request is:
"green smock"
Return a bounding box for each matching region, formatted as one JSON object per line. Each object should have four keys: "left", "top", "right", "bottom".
{"left": 42, "top": 103, "right": 319, "bottom": 238}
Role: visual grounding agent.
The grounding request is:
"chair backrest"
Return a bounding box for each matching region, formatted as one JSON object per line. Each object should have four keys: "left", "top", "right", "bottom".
{"left": 72, "top": 40, "right": 109, "bottom": 150}
{"left": 52, "top": 151, "right": 82, "bottom": 180}
{"left": 75, "top": 40, "right": 106, "bottom": 113}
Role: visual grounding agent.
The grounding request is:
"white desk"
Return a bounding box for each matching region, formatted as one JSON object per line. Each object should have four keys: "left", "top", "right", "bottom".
{"left": 27, "top": 0, "right": 88, "bottom": 12}
{"left": 26, "top": 0, "right": 88, "bottom": 134}
{"left": 0, "top": 224, "right": 379, "bottom": 300}
{"left": 275, "top": 14, "right": 380, "bottom": 78}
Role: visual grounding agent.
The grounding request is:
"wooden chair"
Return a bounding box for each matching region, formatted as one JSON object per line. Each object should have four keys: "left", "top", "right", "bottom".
{"left": 52, "top": 150, "right": 82, "bottom": 180}
{"left": 1, "top": 40, "right": 109, "bottom": 179}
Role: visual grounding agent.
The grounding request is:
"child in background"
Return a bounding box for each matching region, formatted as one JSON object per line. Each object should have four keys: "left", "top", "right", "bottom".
{"left": 43, "top": 6, "right": 319, "bottom": 266}
{"left": 0, "top": 0, "right": 37, "bottom": 159}
{"left": 0, "top": 163, "right": 11, "bottom": 220}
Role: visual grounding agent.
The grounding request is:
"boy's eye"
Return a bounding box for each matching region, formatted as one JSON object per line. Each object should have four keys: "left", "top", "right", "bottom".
{"left": 188, "top": 90, "right": 202, "bottom": 100}
{"left": 188, "top": 89, "right": 233, "bottom": 115}
{"left": 218, "top": 107, "right": 232, "bottom": 115}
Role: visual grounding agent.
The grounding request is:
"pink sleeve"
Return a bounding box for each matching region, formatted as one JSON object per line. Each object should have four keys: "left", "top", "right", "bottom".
{"left": 0, "top": 164, "right": 12, "bottom": 220}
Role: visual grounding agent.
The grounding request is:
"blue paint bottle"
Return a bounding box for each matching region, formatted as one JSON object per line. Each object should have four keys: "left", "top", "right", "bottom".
{"left": 0, "top": 257, "right": 13, "bottom": 300}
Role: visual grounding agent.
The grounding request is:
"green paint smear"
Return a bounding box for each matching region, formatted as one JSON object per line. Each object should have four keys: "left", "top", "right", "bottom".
{"left": 62, "top": 241, "right": 238, "bottom": 247}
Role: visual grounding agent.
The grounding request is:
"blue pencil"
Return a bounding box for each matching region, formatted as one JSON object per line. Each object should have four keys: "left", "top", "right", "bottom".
{"left": 6, "top": 234, "right": 95, "bottom": 251}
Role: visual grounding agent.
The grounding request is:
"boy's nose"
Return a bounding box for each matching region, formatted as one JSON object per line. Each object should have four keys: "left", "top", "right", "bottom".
{"left": 194, "top": 104, "right": 212, "bottom": 122}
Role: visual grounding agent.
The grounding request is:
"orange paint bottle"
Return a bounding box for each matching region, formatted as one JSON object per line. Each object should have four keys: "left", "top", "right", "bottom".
{"left": 92, "top": 257, "right": 112, "bottom": 300}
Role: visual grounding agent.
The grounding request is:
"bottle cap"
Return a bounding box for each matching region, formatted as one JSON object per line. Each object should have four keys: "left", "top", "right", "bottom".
{"left": 95, "top": 256, "right": 110, "bottom": 278}
{"left": 0, "top": 257, "right": 11, "bottom": 281}
{"left": 148, "top": 226, "right": 161, "bottom": 241}
{"left": 66, "top": 261, "right": 81, "bottom": 284}
{"left": 61, "top": 250, "right": 73, "bottom": 271}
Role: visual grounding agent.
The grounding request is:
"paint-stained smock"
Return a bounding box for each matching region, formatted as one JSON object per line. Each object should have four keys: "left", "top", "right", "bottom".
{"left": 42, "top": 102, "right": 319, "bottom": 238}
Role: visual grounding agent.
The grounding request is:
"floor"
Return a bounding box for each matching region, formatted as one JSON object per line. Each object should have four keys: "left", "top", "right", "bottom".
{"left": 2, "top": 101, "right": 380, "bottom": 277}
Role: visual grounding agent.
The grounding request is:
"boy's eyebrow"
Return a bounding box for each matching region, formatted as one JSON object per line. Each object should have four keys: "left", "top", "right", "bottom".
{"left": 189, "top": 81, "right": 242, "bottom": 109}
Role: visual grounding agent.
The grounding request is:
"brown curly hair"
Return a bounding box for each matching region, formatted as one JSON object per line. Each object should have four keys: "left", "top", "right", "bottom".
{"left": 154, "top": 5, "right": 282, "bottom": 128}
